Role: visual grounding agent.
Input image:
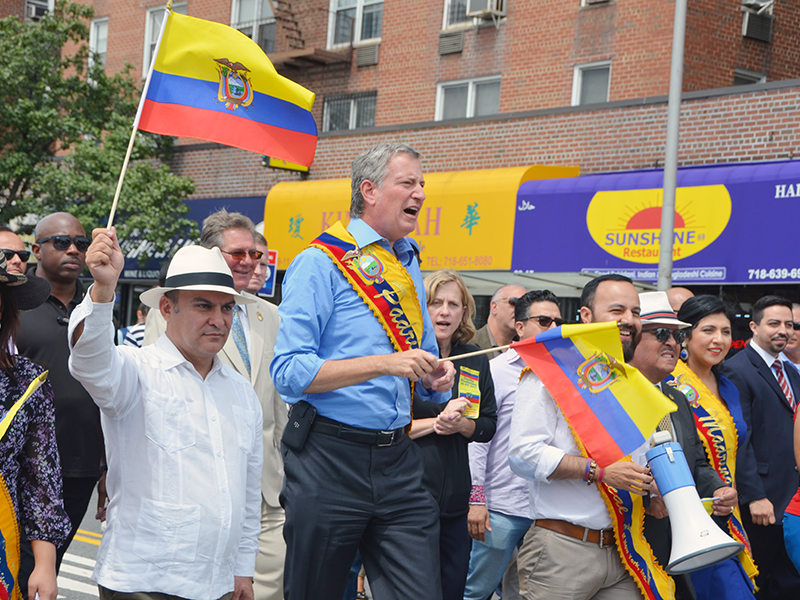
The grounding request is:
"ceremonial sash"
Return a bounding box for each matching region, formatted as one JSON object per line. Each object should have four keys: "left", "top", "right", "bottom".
{"left": 667, "top": 363, "right": 758, "bottom": 588}
{"left": 1, "top": 371, "right": 49, "bottom": 600}
{"left": 310, "top": 221, "right": 423, "bottom": 354}
{"left": 519, "top": 368, "right": 674, "bottom": 600}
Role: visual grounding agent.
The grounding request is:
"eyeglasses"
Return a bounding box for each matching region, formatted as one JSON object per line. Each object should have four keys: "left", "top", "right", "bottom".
{"left": 220, "top": 249, "right": 264, "bottom": 261}
{"left": 1, "top": 249, "right": 30, "bottom": 262}
{"left": 793, "top": 322, "right": 800, "bottom": 331}
{"left": 36, "top": 235, "right": 91, "bottom": 252}
{"left": 519, "top": 315, "right": 565, "bottom": 328}
{"left": 642, "top": 327, "right": 688, "bottom": 344}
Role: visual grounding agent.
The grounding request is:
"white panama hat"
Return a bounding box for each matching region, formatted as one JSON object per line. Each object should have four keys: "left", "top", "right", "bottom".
{"left": 638, "top": 291, "right": 690, "bottom": 328}
{"left": 139, "top": 245, "right": 256, "bottom": 308}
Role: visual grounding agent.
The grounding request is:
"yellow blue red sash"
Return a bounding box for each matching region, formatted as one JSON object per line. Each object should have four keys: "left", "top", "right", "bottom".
{"left": 668, "top": 363, "right": 758, "bottom": 588}
{"left": 519, "top": 367, "right": 674, "bottom": 600}
{"left": 309, "top": 221, "right": 424, "bottom": 355}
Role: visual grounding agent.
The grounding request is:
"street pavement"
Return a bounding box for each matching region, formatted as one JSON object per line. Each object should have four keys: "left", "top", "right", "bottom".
{"left": 57, "top": 489, "right": 101, "bottom": 600}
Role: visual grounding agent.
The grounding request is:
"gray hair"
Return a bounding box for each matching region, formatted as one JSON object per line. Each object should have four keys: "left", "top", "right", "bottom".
{"left": 200, "top": 209, "right": 256, "bottom": 249}
{"left": 350, "top": 143, "right": 421, "bottom": 218}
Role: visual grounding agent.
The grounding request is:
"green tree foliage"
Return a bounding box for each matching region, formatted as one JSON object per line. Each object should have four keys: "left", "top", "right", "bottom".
{"left": 0, "top": 0, "right": 197, "bottom": 250}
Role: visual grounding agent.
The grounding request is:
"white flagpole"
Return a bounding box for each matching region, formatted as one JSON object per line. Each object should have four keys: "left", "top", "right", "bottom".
{"left": 107, "top": 0, "right": 173, "bottom": 229}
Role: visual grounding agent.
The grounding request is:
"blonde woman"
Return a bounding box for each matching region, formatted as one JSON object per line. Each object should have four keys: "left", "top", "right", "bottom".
{"left": 411, "top": 269, "right": 497, "bottom": 600}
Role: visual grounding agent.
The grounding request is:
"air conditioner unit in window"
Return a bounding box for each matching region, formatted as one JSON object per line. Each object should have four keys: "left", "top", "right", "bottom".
{"left": 466, "top": 0, "right": 506, "bottom": 19}
{"left": 742, "top": 11, "right": 773, "bottom": 42}
{"left": 25, "top": 3, "right": 47, "bottom": 20}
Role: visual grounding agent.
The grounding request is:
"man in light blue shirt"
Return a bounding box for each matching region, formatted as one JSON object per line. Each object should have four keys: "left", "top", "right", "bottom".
{"left": 271, "top": 142, "right": 455, "bottom": 600}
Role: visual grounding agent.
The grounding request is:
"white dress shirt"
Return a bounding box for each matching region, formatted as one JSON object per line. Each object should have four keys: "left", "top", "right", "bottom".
{"left": 508, "top": 370, "right": 649, "bottom": 529}
{"left": 508, "top": 371, "right": 612, "bottom": 528}
{"left": 469, "top": 349, "right": 532, "bottom": 519}
{"left": 750, "top": 339, "right": 796, "bottom": 399}
{"left": 68, "top": 292, "right": 263, "bottom": 600}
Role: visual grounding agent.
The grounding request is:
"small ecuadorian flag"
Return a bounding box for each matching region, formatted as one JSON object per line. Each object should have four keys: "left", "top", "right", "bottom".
{"left": 138, "top": 10, "right": 318, "bottom": 166}
{"left": 512, "top": 321, "right": 677, "bottom": 467}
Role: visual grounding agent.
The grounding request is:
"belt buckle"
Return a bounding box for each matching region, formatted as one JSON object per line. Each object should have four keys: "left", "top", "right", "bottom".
{"left": 598, "top": 528, "right": 607, "bottom": 549}
{"left": 376, "top": 430, "right": 395, "bottom": 447}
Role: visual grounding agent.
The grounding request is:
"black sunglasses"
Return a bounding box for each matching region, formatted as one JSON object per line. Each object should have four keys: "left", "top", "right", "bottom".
{"left": 793, "top": 322, "right": 800, "bottom": 331}
{"left": 36, "top": 235, "right": 91, "bottom": 252}
{"left": 519, "top": 315, "right": 565, "bottom": 328}
{"left": 1, "top": 249, "right": 30, "bottom": 262}
{"left": 221, "top": 249, "right": 264, "bottom": 261}
{"left": 642, "top": 327, "right": 687, "bottom": 344}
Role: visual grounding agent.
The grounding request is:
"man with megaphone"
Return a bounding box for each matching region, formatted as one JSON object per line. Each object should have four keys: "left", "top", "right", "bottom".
{"left": 631, "top": 292, "right": 739, "bottom": 599}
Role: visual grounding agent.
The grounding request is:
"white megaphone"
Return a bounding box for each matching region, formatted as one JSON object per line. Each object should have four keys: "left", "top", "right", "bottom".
{"left": 646, "top": 431, "right": 744, "bottom": 574}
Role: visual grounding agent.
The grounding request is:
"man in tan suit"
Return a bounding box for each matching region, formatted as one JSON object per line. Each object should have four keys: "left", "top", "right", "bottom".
{"left": 144, "top": 210, "right": 287, "bottom": 600}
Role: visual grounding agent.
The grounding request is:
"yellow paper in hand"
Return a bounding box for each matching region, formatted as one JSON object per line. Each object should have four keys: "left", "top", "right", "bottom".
{"left": 459, "top": 366, "right": 481, "bottom": 419}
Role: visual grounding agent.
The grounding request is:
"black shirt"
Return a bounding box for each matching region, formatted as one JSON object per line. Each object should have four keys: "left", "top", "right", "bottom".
{"left": 413, "top": 343, "right": 498, "bottom": 518}
{"left": 17, "top": 267, "right": 102, "bottom": 478}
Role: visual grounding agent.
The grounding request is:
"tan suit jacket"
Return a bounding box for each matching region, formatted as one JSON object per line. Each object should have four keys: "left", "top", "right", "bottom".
{"left": 142, "top": 293, "right": 287, "bottom": 507}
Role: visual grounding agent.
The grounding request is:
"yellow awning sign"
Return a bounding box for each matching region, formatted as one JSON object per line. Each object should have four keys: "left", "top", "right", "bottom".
{"left": 264, "top": 165, "right": 578, "bottom": 271}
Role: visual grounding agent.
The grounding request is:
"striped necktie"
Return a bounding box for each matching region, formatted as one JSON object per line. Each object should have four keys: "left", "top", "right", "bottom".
{"left": 232, "top": 308, "right": 251, "bottom": 377}
{"left": 773, "top": 359, "right": 795, "bottom": 411}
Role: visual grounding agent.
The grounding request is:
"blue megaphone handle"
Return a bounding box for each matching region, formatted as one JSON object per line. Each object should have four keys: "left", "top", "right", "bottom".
{"left": 645, "top": 441, "right": 695, "bottom": 495}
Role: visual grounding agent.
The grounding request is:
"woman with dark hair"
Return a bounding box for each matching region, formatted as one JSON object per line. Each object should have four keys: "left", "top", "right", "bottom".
{"left": 0, "top": 254, "right": 71, "bottom": 600}
{"left": 411, "top": 269, "right": 497, "bottom": 600}
{"left": 667, "top": 295, "right": 757, "bottom": 599}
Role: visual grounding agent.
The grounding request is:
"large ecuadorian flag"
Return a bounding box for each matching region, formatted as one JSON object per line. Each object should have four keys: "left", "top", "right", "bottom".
{"left": 512, "top": 322, "right": 677, "bottom": 467}
{"left": 138, "top": 10, "right": 318, "bottom": 166}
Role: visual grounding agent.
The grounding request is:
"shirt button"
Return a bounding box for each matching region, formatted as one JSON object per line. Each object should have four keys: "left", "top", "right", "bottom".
{"left": 217, "top": 451, "right": 222, "bottom": 457}
{"left": 212, "top": 416, "right": 217, "bottom": 421}
{"left": 222, "top": 487, "right": 227, "bottom": 493}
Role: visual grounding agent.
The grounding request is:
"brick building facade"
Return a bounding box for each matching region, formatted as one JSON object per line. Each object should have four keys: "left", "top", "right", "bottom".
{"left": 5, "top": 0, "right": 800, "bottom": 308}
{"left": 6, "top": 0, "right": 799, "bottom": 193}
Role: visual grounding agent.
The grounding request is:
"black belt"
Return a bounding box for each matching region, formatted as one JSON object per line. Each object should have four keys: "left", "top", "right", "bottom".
{"left": 311, "top": 415, "right": 406, "bottom": 447}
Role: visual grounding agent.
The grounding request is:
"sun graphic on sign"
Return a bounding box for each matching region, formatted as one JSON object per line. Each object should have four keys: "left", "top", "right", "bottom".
{"left": 615, "top": 199, "right": 699, "bottom": 231}
{"left": 585, "top": 186, "right": 733, "bottom": 264}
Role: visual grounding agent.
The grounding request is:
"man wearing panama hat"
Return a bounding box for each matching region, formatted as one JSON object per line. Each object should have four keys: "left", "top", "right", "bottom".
{"left": 632, "top": 291, "right": 735, "bottom": 600}
{"left": 67, "top": 228, "right": 263, "bottom": 600}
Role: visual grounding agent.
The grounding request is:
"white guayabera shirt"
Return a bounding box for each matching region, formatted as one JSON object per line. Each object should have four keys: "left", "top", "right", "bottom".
{"left": 68, "top": 291, "right": 263, "bottom": 600}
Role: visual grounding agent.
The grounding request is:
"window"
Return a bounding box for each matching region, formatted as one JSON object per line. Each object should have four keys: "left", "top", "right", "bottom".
{"left": 572, "top": 61, "right": 611, "bottom": 106}
{"left": 329, "top": 0, "right": 383, "bottom": 47}
{"left": 231, "top": 0, "right": 276, "bottom": 54}
{"left": 443, "top": 0, "right": 472, "bottom": 29}
{"left": 323, "top": 92, "right": 377, "bottom": 132}
{"left": 25, "top": 0, "right": 50, "bottom": 21}
{"left": 143, "top": 3, "right": 187, "bottom": 77}
{"left": 733, "top": 67, "right": 766, "bottom": 85}
{"left": 435, "top": 77, "right": 501, "bottom": 120}
{"left": 90, "top": 19, "right": 109, "bottom": 71}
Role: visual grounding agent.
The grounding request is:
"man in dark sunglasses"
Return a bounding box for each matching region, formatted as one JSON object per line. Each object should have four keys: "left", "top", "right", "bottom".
{"left": 631, "top": 291, "right": 736, "bottom": 600}
{"left": 16, "top": 212, "right": 102, "bottom": 597}
{"left": 0, "top": 225, "right": 30, "bottom": 275}
{"left": 464, "top": 289, "right": 563, "bottom": 600}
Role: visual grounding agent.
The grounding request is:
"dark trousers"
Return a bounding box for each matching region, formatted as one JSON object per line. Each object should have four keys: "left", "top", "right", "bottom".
{"left": 742, "top": 510, "right": 800, "bottom": 600}
{"left": 280, "top": 430, "right": 442, "bottom": 600}
{"left": 99, "top": 585, "right": 232, "bottom": 600}
{"left": 19, "top": 476, "right": 97, "bottom": 599}
{"left": 439, "top": 513, "right": 471, "bottom": 600}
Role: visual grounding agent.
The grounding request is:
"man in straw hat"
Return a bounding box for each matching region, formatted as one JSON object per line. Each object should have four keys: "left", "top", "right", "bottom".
{"left": 67, "top": 228, "right": 263, "bottom": 600}
{"left": 143, "top": 210, "right": 287, "bottom": 600}
{"left": 271, "top": 142, "right": 456, "bottom": 600}
{"left": 631, "top": 291, "right": 735, "bottom": 600}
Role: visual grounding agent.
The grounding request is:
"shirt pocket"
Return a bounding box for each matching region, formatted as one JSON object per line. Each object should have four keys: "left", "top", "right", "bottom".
{"left": 144, "top": 393, "right": 196, "bottom": 453}
{"left": 230, "top": 404, "right": 256, "bottom": 455}
{"left": 132, "top": 498, "right": 201, "bottom": 566}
